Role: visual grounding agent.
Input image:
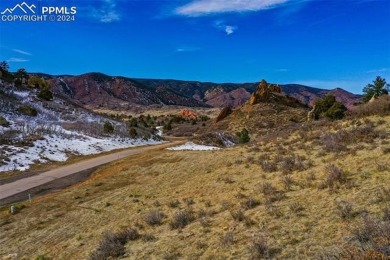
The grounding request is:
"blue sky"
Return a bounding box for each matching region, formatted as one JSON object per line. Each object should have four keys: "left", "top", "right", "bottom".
{"left": 0, "top": 0, "right": 389, "bottom": 93}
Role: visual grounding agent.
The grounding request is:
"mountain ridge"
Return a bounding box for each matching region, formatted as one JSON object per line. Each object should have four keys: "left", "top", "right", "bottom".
{"left": 34, "top": 72, "right": 361, "bottom": 110}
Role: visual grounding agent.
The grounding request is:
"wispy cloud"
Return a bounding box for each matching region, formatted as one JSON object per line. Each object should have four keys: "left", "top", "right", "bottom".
{"left": 7, "top": 57, "right": 29, "bottom": 62}
{"left": 92, "top": 0, "right": 120, "bottom": 23}
{"left": 176, "top": 46, "right": 201, "bottom": 52}
{"left": 365, "top": 68, "right": 389, "bottom": 74}
{"left": 176, "top": 0, "right": 291, "bottom": 16}
{"left": 276, "top": 68, "right": 289, "bottom": 72}
{"left": 12, "top": 49, "right": 31, "bottom": 56}
{"left": 214, "top": 21, "right": 237, "bottom": 35}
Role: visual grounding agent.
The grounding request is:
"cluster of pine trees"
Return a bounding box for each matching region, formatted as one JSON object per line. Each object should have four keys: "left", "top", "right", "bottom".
{"left": 0, "top": 61, "right": 53, "bottom": 101}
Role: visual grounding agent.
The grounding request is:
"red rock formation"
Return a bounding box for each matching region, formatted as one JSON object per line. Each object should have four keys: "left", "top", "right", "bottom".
{"left": 249, "top": 79, "right": 282, "bottom": 105}
{"left": 180, "top": 109, "right": 198, "bottom": 120}
{"left": 215, "top": 106, "right": 233, "bottom": 123}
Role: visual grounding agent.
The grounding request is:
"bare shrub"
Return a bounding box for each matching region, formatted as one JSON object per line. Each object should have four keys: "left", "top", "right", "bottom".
{"left": 351, "top": 95, "right": 390, "bottom": 117}
{"left": 142, "top": 233, "right": 156, "bottom": 242}
{"left": 289, "top": 202, "right": 305, "bottom": 214}
{"left": 346, "top": 215, "right": 390, "bottom": 258}
{"left": 220, "top": 176, "right": 235, "bottom": 184}
{"left": 199, "top": 216, "right": 212, "bottom": 228}
{"left": 281, "top": 176, "right": 294, "bottom": 191}
{"left": 242, "top": 197, "right": 261, "bottom": 210}
{"left": 260, "top": 182, "right": 284, "bottom": 203}
{"left": 260, "top": 160, "right": 278, "bottom": 173}
{"left": 230, "top": 209, "right": 246, "bottom": 222}
{"left": 169, "top": 210, "right": 195, "bottom": 229}
{"left": 320, "top": 164, "right": 346, "bottom": 190}
{"left": 306, "top": 171, "right": 316, "bottom": 182}
{"left": 89, "top": 228, "right": 140, "bottom": 260}
{"left": 265, "top": 203, "right": 282, "bottom": 218}
{"left": 321, "top": 132, "right": 348, "bottom": 153}
{"left": 144, "top": 210, "right": 164, "bottom": 226}
{"left": 376, "top": 163, "right": 389, "bottom": 172}
{"left": 220, "top": 231, "right": 235, "bottom": 248}
{"left": 275, "top": 154, "right": 307, "bottom": 173}
{"left": 248, "top": 233, "right": 270, "bottom": 259}
{"left": 246, "top": 156, "right": 255, "bottom": 164}
{"left": 383, "top": 147, "right": 390, "bottom": 154}
{"left": 335, "top": 200, "right": 354, "bottom": 220}
{"left": 383, "top": 205, "right": 390, "bottom": 221}
{"left": 183, "top": 197, "right": 195, "bottom": 206}
{"left": 258, "top": 154, "right": 270, "bottom": 161}
{"left": 220, "top": 201, "right": 232, "bottom": 211}
{"left": 168, "top": 199, "right": 180, "bottom": 208}
{"left": 375, "top": 187, "right": 390, "bottom": 203}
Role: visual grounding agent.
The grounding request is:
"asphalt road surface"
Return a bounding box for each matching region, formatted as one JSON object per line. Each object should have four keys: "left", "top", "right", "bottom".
{"left": 0, "top": 141, "right": 182, "bottom": 205}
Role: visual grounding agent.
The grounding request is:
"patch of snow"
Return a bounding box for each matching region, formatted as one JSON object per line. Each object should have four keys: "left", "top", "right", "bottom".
{"left": 13, "top": 91, "right": 30, "bottom": 98}
{"left": 156, "top": 126, "right": 163, "bottom": 137}
{"left": 167, "top": 142, "right": 221, "bottom": 151}
{"left": 0, "top": 132, "right": 164, "bottom": 172}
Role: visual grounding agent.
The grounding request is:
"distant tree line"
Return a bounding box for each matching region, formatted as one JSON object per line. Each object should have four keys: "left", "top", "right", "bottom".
{"left": 0, "top": 61, "right": 53, "bottom": 101}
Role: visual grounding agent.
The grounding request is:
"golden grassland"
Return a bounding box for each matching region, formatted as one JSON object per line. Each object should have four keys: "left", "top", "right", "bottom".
{"left": 0, "top": 115, "right": 390, "bottom": 259}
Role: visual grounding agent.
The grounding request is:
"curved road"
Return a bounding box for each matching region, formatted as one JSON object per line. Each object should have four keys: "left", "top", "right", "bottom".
{"left": 0, "top": 141, "right": 183, "bottom": 205}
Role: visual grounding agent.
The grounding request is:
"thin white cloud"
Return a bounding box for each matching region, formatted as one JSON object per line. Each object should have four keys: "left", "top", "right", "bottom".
{"left": 92, "top": 0, "right": 120, "bottom": 23}
{"left": 7, "top": 57, "right": 29, "bottom": 62}
{"left": 12, "top": 49, "right": 31, "bottom": 56}
{"left": 214, "top": 21, "right": 237, "bottom": 35}
{"left": 176, "top": 47, "right": 200, "bottom": 52}
{"left": 276, "top": 68, "right": 289, "bottom": 72}
{"left": 365, "top": 68, "right": 389, "bottom": 74}
{"left": 176, "top": 0, "right": 290, "bottom": 16}
{"left": 224, "top": 25, "right": 236, "bottom": 35}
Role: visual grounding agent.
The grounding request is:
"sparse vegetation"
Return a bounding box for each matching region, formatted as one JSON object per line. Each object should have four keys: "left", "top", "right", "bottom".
{"left": 1, "top": 103, "right": 389, "bottom": 259}
{"left": 313, "top": 94, "right": 347, "bottom": 120}
{"left": 89, "top": 228, "right": 140, "bottom": 260}
{"left": 18, "top": 104, "right": 38, "bottom": 116}
{"left": 248, "top": 233, "right": 270, "bottom": 259}
{"left": 144, "top": 210, "right": 164, "bottom": 226}
{"left": 320, "top": 164, "right": 346, "bottom": 191}
{"left": 335, "top": 200, "right": 354, "bottom": 220}
{"left": 37, "top": 88, "right": 53, "bottom": 101}
{"left": 103, "top": 121, "right": 114, "bottom": 134}
{"left": 237, "top": 128, "right": 250, "bottom": 144}
{"left": 0, "top": 116, "right": 10, "bottom": 127}
{"left": 169, "top": 210, "right": 195, "bottom": 229}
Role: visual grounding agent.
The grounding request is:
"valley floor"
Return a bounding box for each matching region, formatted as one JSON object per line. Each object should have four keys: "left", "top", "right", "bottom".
{"left": 0, "top": 115, "right": 389, "bottom": 259}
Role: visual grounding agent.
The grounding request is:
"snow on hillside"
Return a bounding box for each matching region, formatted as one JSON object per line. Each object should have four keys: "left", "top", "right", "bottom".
{"left": 0, "top": 87, "right": 163, "bottom": 172}
{"left": 0, "top": 132, "right": 162, "bottom": 172}
{"left": 167, "top": 142, "right": 220, "bottom": 151}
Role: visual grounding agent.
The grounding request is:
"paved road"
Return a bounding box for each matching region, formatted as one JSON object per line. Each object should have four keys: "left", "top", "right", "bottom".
{"left": 0, "top": 141, "right": 181, "bottom": 203}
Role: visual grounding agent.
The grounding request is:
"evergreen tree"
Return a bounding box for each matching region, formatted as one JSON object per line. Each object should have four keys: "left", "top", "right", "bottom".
{"left": 103, "top": 121, "right": 114, "bottom": 134}
{"left": 237, "top": 128, "right": 250, "bottom": 144}
{"left": 362, "top": 76, "right": 390, "bottom": 103}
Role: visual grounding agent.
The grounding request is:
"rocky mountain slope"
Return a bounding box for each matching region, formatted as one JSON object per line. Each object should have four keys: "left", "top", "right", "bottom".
{"left": 48, "top": 73, "right": 207, "bottom": 110}
{"left": 39, "top": 73, "right": 361, "bottom": 110}
{"left": 135, "top": 78, "right": 361, "bottom": 109}
{"left": 0, "top": 82, "right": 161, "bottom": 173}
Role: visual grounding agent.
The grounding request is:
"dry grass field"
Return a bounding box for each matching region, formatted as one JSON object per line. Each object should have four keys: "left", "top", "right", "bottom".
{"left": 1, "top": 113, "right": 390, "bottom": 259}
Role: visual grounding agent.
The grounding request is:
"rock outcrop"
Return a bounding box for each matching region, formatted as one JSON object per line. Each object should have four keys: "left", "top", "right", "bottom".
{"left": 215, "top": 106, "right": 233, "bottom": 123}
{"left": 180, "top": 109, "right": 198, "bottom": 120}
{"left": 249, "top": 80, "right": 282, "bottom": 105}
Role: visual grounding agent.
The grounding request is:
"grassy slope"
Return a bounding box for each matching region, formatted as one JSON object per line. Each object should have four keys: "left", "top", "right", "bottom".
{"left": 0, "top": 115, "right": 389, "bottom": 259}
